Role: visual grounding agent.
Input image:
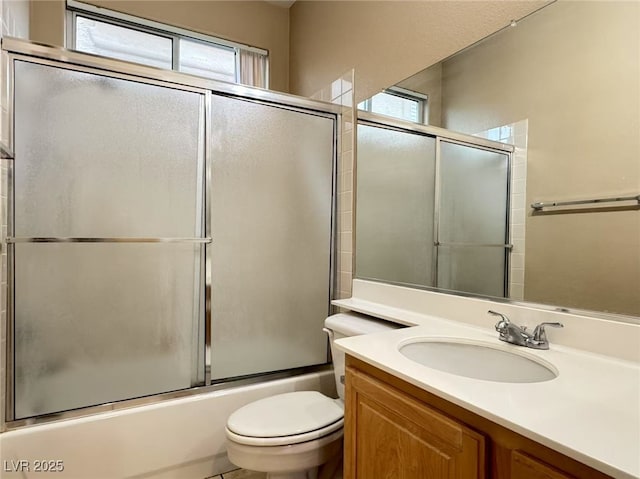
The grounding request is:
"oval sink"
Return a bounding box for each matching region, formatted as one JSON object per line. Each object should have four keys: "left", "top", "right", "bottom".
{"left": 399, "top": 338, "right": 557, "bottom": 383}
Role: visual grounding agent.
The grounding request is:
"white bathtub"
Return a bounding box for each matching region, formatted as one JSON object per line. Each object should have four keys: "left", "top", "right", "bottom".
{"left": 0, "top": 370, "right": 336, "bottom": 479}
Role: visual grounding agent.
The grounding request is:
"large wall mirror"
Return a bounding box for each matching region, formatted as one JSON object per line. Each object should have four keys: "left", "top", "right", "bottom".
{"left": 355, "top": 0, "right": 639, "bottom": 319}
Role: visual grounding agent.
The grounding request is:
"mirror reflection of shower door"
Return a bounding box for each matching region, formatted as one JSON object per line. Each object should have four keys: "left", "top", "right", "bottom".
{"left": 436, "top": 140, "right": 510, "bottom": 297}
{"left": 12, "top": 60, "right": 207, "bottom": 419}
{"left": 356, "top": 124, "right": 437, "bottom": 287}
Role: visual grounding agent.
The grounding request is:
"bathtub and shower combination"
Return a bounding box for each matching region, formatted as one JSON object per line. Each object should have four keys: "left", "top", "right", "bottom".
{"left": 0, "top": 38, "right": 340, "bottom": 478}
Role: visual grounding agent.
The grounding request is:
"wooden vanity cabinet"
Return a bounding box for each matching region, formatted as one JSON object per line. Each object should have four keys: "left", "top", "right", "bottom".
{"left": 344, "top": 356, "right": 613, "bottom": 479}
{"left": 345, "top": 360, "right": 486, "bottom": 478}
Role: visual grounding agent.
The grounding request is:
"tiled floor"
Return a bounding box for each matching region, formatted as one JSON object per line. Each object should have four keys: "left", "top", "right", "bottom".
{"left": 211, "top": 466, "right": 343, "bottom": 479}
{"left": 210, "top": 469, "right": 266, "bottom": 479}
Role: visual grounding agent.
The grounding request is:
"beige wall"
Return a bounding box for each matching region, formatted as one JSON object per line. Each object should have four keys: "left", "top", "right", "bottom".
{"left": 439, "top": 1, "right": 639, "bottom": 316}
{"left": 29, "top": 0, "right": 548, "bottom": 101}
{"left": 29, "top": 0, "right": 290, "bottom": 92}
{"left": 289, "top": 1, "right": 547, "bottom": 101}
{"left": 28, "top": 0, "right": 63, "bottom": 45}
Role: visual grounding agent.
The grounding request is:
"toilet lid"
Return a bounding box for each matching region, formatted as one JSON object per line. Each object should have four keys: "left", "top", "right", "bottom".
{"left": 227, "top": 391, "right": 344, "bottom": 438}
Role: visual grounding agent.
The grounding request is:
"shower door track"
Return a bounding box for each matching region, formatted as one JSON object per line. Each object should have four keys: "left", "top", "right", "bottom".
{"left": 6, "top": 237, "right": 212, "bottom": 243}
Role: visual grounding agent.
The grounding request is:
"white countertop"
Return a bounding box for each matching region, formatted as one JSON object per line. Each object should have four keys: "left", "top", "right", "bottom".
{"left": 335, "top": 315, "right": 640, "bottom": 479}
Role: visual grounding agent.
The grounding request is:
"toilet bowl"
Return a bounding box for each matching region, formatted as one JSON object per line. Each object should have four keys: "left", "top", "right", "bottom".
{"left": 226, "top": 391, "right": 344, "bottom": 478}
{"left": 225, "top": 313, "right": 401, "bottom": 479}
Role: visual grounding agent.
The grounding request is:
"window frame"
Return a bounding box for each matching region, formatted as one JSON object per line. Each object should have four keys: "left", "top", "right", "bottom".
{"left": 65, "top": 0, "right": 268, "bottom": 87}
{"left": 359, "top": 87, "right": 428, "bottom": 124}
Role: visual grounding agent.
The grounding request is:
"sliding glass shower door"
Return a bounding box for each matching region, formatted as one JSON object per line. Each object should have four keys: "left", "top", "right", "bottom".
{"left": 6, "top": 41, "right": 338, "bottom": 424}
{"left": 12, "top": 61, "right": 207, "bottom": 419}
{"left": 209, "top": 96, "right": 335, "bottom": 380}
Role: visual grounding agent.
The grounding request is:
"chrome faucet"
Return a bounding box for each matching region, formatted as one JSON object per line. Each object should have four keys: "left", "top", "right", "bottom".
{"left": 488, "top": 310, "right": 563, "bottom": 350}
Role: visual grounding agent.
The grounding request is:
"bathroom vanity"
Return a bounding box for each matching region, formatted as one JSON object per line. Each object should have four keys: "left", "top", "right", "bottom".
{"left": 333, "top": 281, "right": 640, "bottom": 479}
{"left": 345, "top": 356, "right": 612, "bottom": 479}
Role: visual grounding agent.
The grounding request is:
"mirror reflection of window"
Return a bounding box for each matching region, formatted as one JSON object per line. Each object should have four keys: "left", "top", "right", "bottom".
{"left": 358, "top": 87, "right": 427, "bottom": 124}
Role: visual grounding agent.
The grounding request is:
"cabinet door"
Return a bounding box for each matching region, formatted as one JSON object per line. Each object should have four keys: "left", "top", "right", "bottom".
{"left": 511, "top": 451, "right": 576, "bottom": 479}
{"left": 345, "top": 367, "right": 485, "bottom": 479}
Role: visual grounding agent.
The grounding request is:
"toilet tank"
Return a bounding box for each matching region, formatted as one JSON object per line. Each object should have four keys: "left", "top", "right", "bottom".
{"left": 324, "top": 312, "right": 403, "bottom": 400}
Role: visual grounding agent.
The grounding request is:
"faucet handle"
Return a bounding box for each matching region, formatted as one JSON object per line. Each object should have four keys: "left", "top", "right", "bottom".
{"left": 532, "top": 322, "right": 564, "bottom": 342}
{"left": 488, "top": 310, "right": 510, "bottom": 332}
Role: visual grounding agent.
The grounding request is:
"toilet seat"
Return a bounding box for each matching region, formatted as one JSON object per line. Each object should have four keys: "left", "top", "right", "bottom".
{"left": 226, "top": 418, "right": 344, "bottom": 446}
{"left": 226, "top": 391, "right": 344, "bottom": 446}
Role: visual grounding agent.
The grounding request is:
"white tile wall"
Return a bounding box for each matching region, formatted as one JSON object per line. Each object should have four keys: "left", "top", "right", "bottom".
{"left": 311, "top": 70, "right": 356, "bottom": 299}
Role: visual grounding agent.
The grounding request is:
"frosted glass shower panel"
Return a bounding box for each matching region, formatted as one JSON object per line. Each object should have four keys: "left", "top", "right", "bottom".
{"left": 437, "top": 245, "right": 506, "bottom": 298}
{"left": 437, "top": 141, "right": 509, "bottom": 297}
{"left": 438, "top": 142, "right": 509, "bottom": 244}
{"left": 14, "top": 243, "right": 205, "bottom": 419}
{"left": 14, "top": 61, "right": 204, "bottom": 238}
{"left": 210, "top": 95, "right": 335, "bottom": 379}
{"left": 356, "top": 124, "right": 436, "bottom": 287}
{"left": 12, "top": 60, "right": 206, "bottom": 419}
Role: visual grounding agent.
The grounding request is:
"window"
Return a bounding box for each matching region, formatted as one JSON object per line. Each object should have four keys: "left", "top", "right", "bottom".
{"left": 75, "top": 16, "right": 173, "bottom": 70}
{"left": 178, "top": 38, "right": 236, "bottom": 83}
{"left": 67, "top": 0, "right": 268, "bottom": 87}
{"left": 358, "top": 87, "right": 427, "bottom": 124}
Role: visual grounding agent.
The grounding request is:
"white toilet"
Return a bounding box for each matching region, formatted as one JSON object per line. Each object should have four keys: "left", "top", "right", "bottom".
{"left": 225, "top": 312, "right": 400, "bottom": 479}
